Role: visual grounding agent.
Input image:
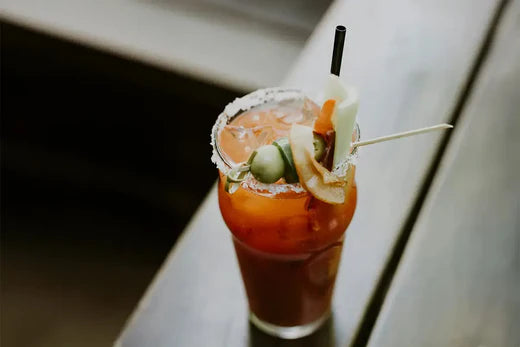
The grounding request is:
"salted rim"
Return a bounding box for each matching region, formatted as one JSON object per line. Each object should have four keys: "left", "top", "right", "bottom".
{"left": 211, "top": 87, "right": 360, "bottom": 195}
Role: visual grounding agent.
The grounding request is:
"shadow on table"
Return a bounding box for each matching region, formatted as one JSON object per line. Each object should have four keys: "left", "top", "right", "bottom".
{"left": 249, "top": 315, "right": 335, "bottom": 347}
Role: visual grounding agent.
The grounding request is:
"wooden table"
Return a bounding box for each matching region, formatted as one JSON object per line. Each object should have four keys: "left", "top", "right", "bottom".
{"left": 116, "top": 0, "right": 519, "bottom": 346}
{"left": 367, "top": 1, "right": 520, "bottom": 345}
{"left": 0, "top": 0, "right": 311, "bottom": 91}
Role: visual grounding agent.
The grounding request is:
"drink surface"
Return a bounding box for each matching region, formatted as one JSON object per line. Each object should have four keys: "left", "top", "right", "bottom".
{"left": 219, "top": 97, "right": 318, "bottom": 165}
{"left": 216, "top": 96, "right": 357, "bottom": 327}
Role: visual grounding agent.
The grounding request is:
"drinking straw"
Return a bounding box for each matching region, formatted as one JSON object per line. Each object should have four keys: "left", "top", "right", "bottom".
{"left": 330, "top": 25, "right": 347, "bottom": 76}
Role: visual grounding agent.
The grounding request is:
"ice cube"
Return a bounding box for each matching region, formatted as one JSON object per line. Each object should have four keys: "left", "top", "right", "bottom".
{"left": 301, "top": 97, "right": 320, "bottom": 125}
{"left": 219, "top": 125, "right": 255, "bottom": 163}
{"left": 250, "top": 125, "right": 275, "bottom": 147}
{"left": 273, "top": 99, "right": 305, "bottom": 125}
{"left": 225, "top": 125, "right": 249, "bottom": 140}
{"left": 271, "top": 97, "right": 318, "bottom": 127}
{"left": 276, "top": 110, "right": 304, "bottom": 125}
{"left": 220, "top": 125, "right": 274, "bottom": 163}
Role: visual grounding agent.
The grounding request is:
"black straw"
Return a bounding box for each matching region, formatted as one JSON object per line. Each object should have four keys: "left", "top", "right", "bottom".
{"left": 330, "top": 25, "right": 346, "bottom": 76}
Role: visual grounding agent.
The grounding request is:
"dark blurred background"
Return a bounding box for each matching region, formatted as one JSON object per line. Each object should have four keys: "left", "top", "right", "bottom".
{"left": 1, "top": 0, "right": 331, "bottom": 344}
{"left": 1, "top": 22, "right": 239, "bottom": 346}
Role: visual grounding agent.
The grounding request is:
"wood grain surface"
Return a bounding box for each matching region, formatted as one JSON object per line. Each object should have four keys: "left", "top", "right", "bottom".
{"left": 116, "top": 0, "right": 502, "bottom": 346}
{"left": 367, "top": 1, "right": 520, "bottom": 346}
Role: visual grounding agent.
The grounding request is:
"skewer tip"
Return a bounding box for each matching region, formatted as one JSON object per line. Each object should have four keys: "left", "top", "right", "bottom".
{"left": 352, "top": 123, "right": 455, "bottom": 148}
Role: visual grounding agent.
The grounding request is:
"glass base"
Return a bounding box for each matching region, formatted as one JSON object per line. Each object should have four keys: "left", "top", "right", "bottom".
{"left": 249, "top": 311, "right": 330, "bottom": 339}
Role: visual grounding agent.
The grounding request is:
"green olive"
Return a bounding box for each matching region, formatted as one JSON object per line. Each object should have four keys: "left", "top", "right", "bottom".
{"left": 273, "top": 137, "right": 299, "bottom": 183}
{"left": 250, "top": 145, "right": 285, "bottom": 183}
{"left": 313, "top": 133, "right": 326, "bottom": 161}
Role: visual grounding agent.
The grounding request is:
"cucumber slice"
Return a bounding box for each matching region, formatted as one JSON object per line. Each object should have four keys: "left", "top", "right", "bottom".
{"left": 273, "top": 137, "right": 299, "bottom": 183}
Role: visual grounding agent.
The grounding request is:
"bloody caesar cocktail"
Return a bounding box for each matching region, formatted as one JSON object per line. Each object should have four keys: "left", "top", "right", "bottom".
{"left": 211, "top": 88, "right": 359, "bottom": 338}
{"left": 210, "top": 23, "right": 454, "bottom": 339}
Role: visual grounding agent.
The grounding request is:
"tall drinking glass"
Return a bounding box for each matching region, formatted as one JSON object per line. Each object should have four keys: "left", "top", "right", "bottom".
{"left": 211, "top": 88, "right": 359, "bottom": 339}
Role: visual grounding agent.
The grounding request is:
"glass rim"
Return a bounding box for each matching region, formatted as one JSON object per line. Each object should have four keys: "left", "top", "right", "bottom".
{"left": 210, "top": 87, "right": 360, "bottom": 194}
{"left": 211, "top": 88, "right": 303, "bottom": 170}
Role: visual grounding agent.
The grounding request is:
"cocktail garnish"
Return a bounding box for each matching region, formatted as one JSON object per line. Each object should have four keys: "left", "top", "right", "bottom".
{"left": 317, "top": 74, "right": 359, "bottom": 172}
{"left": 250, "top": 145, "right": 285, "bottom": 184}
{"left": 332, "top": 90, "right": 359, "bottom": 169}
{"left": 314, "top": 99, "right": 336, "bottom": 136}
{"left": 273, "top": 137, "right": 299, "bottom": 184}
{"left": 312, "top": 133, "right": 326, "bottom": 161}
{"left": 224, "top": 162, "right": 250, "bottom": 193}
{"left": 224, "top": 131, "right": 332, "bottom": 193}
{"left": 289, "top": 124, "right": 346, "bottom": 204}
{"left": 306, "top": 149, "right": 345, "bottom": 186}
